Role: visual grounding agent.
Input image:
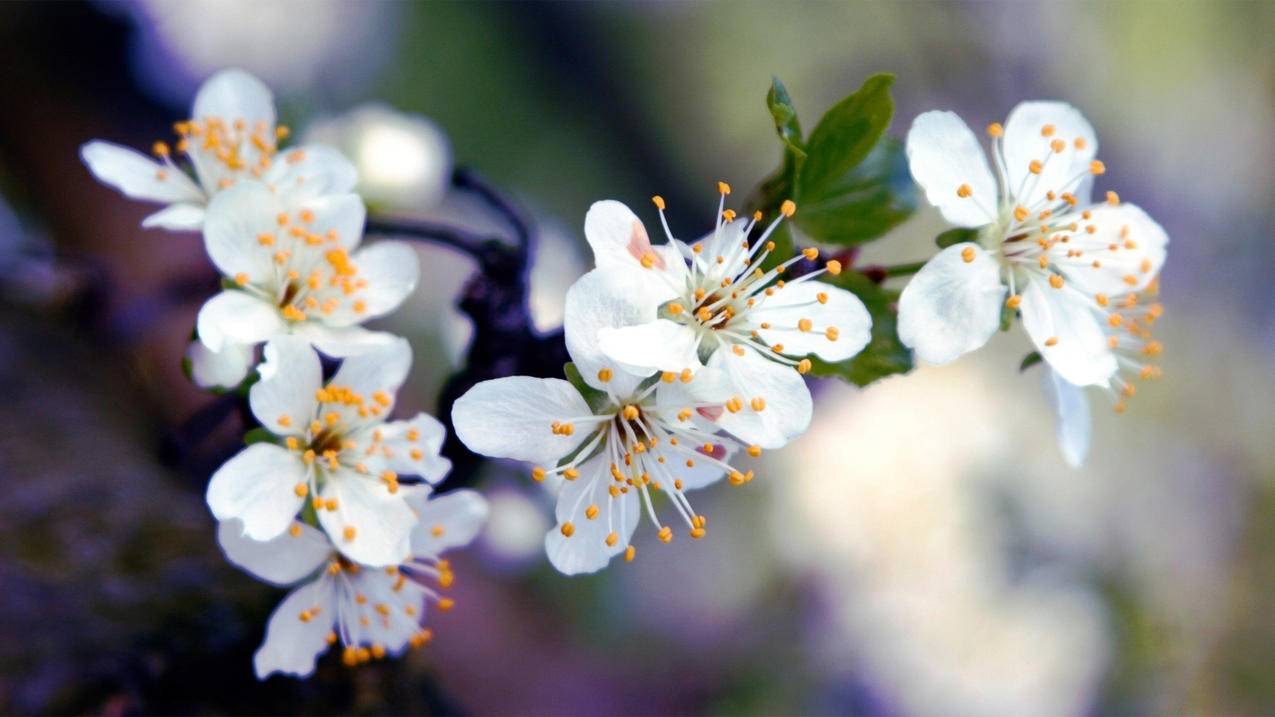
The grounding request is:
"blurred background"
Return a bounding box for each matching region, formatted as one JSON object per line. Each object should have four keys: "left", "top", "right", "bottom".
{"left": 1, "top": 1, "right": 1273, "bottom": 714}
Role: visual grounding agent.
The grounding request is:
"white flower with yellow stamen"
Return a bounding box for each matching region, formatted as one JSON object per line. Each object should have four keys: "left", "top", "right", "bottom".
{"left": 897, "top": 101, "right": 1169, "bottom": 388}
{"left": 81, "top": 68, "right": 357, "bottom": 232}
{"left": 194, "top": 179, "right": 418, "bottom": 376}
{"left": 218, "top": 488, "right": 488, "bottom": 679}
{"left": 1047, "top": 280, "right": 1165, "bottom": 467}
{"left": 207, "top": 336, "right": 450, "bottom": 567}
{"left": 574, "top": 186, "right": 872, "bottom": 446}
{"left": 451, "top": 270, "right": 776, "bottom": 575}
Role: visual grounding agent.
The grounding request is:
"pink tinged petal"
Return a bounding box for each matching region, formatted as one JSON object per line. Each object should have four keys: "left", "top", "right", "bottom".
{"left": 407, "top": 489, "right": 490, "bottom": 557}
{"left": 265, "top": 144, "right": 359, "bottom": 203}
{"left": 323, "top": 242, "right": 419, "bottom": 327}
{"left": 253, "top": 579, "right": 334, "bottom": 680}
{"left": 897, "top": 243, "right": 1006, "bottom": 365}
{"left": 905, "top": 111, "right": 998, "bottom": 227}
{"left": 748, "top": 282, "right": 872, "bottom": 362}
{"left": 196, "top": 290, "right": 285, "bottom": 353}
{"left": 583, "top": 200, "right": 681, "bottom": 301}
{"left": 598, "top": 319, "right": 702, "bottom": 375}
{"left": 564, "top": 268, "right": 662, "bottom": 396}
{"left": 291, "top": 324, "right": 400, "bottom": 358}
{"left": 217, "top": 518, "right": 332, "bottom": 586}
{"left": 192, "top": 68, "right": 276, "bottom": 128}
{"left": 142, "top": 203, "right": 206, "bottom": 231}
{"left": 316, "top": 475, "right": 415, "bottom": 567}
{"left": 80, "top": 140, "right": 204, "bottom": 205}
{"left": 451, "top": 376, "right": 592, "bottom": 466}
{"left": 249, "top": 336, "right": 322, "bottom": 435}
{"left": 186, "top": 339, "right": 254, "bottom": 389}
{"left": 1059, "top": 203, "right": 1168, "bottom": 297}
{"left": 544, "top": 454, "right": 639, "bottom": 575}
{"left": 1002, "top": 101, "right": 1097, "bottom": 211}
{"left": 1045, "top": 368, "right": 1091, "bottom": 469}
{"left": 202, "top": 181, "right": 285, "bottom": 281}
{"left": 376, "top": 413, "right": 452, "bottom": 483}
{"left": 705, "top": 348, "right": 812, "bottom": 449}
{"left": 206, "top": 443, "right": 308, "bottom": 541}
{"left": 328, "top": 335, "right": 412, "bottom": 410}
{"left": 1019, "top": 275, "right": 1117, "bottom": 387}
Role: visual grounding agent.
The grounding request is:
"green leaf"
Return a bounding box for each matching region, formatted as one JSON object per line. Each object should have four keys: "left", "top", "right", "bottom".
{"left": 243, "top": 427, "right": 277, "bottom": 446}
{"left": 936, "top": 227, "right": 979, "bottom": 249}
{"left": 798, "top": 74, "right": 895, "bottom": 202}
{"left": 808, "top": 271, "right": 913, "bottom": 386}
{"left": 563, "top": 362, "right": 610, "bottom": 413}
{"left": 1019, "top": 351, "right": 1043, "bottom": 372}
{"left": 792, "top": 136, "right": 917, "bottom": 245}
{"left": 766, "top": 76, "right": 806, "bottom": 167}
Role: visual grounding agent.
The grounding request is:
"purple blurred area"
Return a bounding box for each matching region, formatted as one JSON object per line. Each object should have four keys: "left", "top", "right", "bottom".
{"left": 0, "top": 1, "right": 1273, "bottom": 715}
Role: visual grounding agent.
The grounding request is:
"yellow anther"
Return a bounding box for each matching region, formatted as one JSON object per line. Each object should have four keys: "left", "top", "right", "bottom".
{"left": 622, "top": 405, "right": 640, "bottom": 420}
{"left": 282, "top": 305, "right": 306, "bottom": 321}
{"left": 1049, "top": 274, "right": 1064, "bottom": 289}
{"left": 722, "top": 209, "right": 737, "bottom": 222}
{"left": 750, "top": 397, "right": 766, "bottom": 411}
{"left": 825, "top": 260, "right": 842, "bottom": 275}
{"left": 661, "top": 371, "right": 676, "bottom": 383}
{"left": 564, "top": 468, "right": 580, "bottom": 480}
{"left": 152, "top": 141, "right": 170, "bottom": 157}
{"left": 1041, "top": 124, "right": 1056, "bottom": 137}
{"left": 639, "top": 252, "right": 656, "bottom": 268}
{"left": 652, "top": 195, "right": 665, "bottom": 210}
{"left": 1045, "top": 337, "right": 1059, "bottom": 347}
{"left": 797, "top": 359, "right": 812, "bottom": 374}
{"left": 956, "top": 183, "right": 972, "bottom": 198}
{"left": 732, "top": 345, "right": 746, "bottom": 357}
{"left": 825, "top": 326, "right": 840, "bottom": 341}
{"left": 725, "top": 397, "right": 743, "bottom": 413}
{"left": 294, "top": 483, "right": 308, "bottom": 497}
{"left": 233, "top": 272, "right": 249, "bottom": 286}
{"left": 285, "top": 437, "right": 299, "bottom": 450}
{"left": 658, "top": 526, "right": 673, "bottom": 543}
{"left": 718, "top": 181, "right": 731, "bottom": 195}
{"left": 1074, "top": 137, "right": 1088, "bottom": 150}
{"left": 625, "top": 545, "right": 636, "bottom": 562}
{"left": 1050, "top": 139, "right": 1066, "bottom": 153}
{"left": 343, "top": 526, "right": 357, "bottom": 542}
{"left": 561, "top": 522, "right": 575, "bottom": 538}
{"left": 302, "top": 449, "right": 316, "bottom": 464}
{"left": 1089, "top": 160, "right": 1106, "bottom": 175}
{"left": 531, "top": 467, "right": 546, "bottom": 482}
{"left": 802, "top": 247, "right": 819, "bottom": 261}
{"left": 680, "top": 368, "right": 693, "bottom": 383}
{"left": 1028, "top": 159, "right": 1043, "bottom": 175}
{"left": 667, "top": 302, "right": 684, "bottom": 315}
{"left": 780, "top": 199, "right": 796, "bottom": 217}
{"left": 1106, "top": 190, "right": 1120, "bottom": 205}
{"left": 797, "top": 318, "right": 813, "bottom": 332}
{"left": 1006, "top": 294, "right": 1022, "bottom": 309}
{"left": 585, "top": 505, "right": 599, "bottom": 520}
{"left": 437, "top": 598, "right": 455, "bottom": 611}
{"left": 961, "top": 246, "right": 976, "bottom": 263}
{"left": 1013, "top": 205, "right": 1030, "bottom": 221}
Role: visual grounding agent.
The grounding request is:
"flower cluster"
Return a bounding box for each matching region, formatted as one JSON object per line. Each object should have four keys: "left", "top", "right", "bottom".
{"left": 897, "top": 101, "right": 1168, "bottom": 466}
{"left": 82, "top": 69, "right": 487, "bottom": 679}
{"left": 453, "top": 187, "right": 874, "bottom": 574}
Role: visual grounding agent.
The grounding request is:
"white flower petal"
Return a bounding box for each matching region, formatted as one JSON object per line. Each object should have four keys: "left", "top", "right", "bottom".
{"left": 1019, "top": 275, "right": 1117, "bottom": 387}
{"left": 1059, "top": 203, "right": 1168, "bottom": 297}
{"left": 291, "top": 324, "right": 401, "bottom": 358}
{"left": 583, "top": 200, "right": 681, "bottom": 301}
{"left": 1045, "top": 369, "right": 1091, "bottom": 468}
{"left": 206, "top": 443, "right": 308, "bottom": 541}
{"left": 196, "top": 290, "right": 285, "bottom": 353}
{"left": 142, "top": 203, "right": 206, "bottom": 231}
{"left": 452, "top": 376, "right": 593, "bottom": 467}
{"left": 748, "top": 281, "right": 872, "bottom": 362}
{"left": 705, "top": 347, "right": 812, "bottom": 449}
{"left": 324, "top": 242, "right": 419, "bottom": 327}
{"left": 316, "top": 475, "right": 414, "bottom": 567}
{"left": 376, "top": 413, "right": 452, "bottom": 483}
{"left": 905, "top": 111, "right": 997, "bottom": 227}
{"left": 297, "top": 192, "right": 366, "bottom": 252}
{"left": 1002, "top": 101, "right": 1097, "bottom": 211}
{"left": 266, "top": 144, "right": 360, "bottom": 203}
{"left": 249, "top": 336, "right": 321, "bottom": 435}
{"left": 202, "top": 181, "right": 283, "bottom": 281}
{"left": 564, "top": 268, "right": 661, "bottom": 396}
{"left": 186, "top": 339, "right": 254, "bottom": 389}
{"left": 329, "top": 335, "right": 411, "bottom": 404}
{"left": 193, "top": 68, "right": 276, "bottom": 128}
{"left": 253, "top": 579, "right": 333, "bottom": 679}
{"left": 80, "top": 141, "right": 204, "bottom": 205}
{"left": 217, "top": 518, "right": 332, "bottom": 587}
{"left": 897, "top": 243, "right": 1006, "bottom": 365}
{"left": 407, "top": 489, "right": 489, "bottom": 556}
{"left": 544, "top": 454, "right": 639, "bottom": 575}
{"left": 598, "top": 319, "right": 702, "bottom": 375}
